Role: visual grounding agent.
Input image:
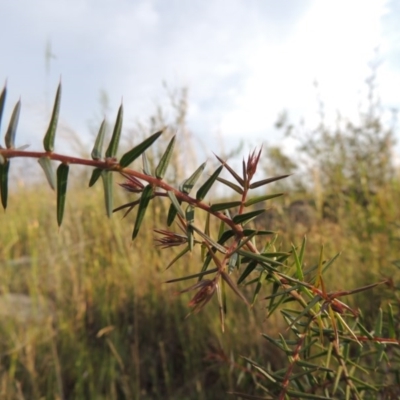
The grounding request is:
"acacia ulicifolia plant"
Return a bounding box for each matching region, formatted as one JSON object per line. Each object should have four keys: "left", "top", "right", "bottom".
{"left": 0, "top": 82, "right": 399, "bottom": 399}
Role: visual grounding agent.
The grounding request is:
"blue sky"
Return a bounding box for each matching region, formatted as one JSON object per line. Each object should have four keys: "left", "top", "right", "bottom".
{"left": 0, "top": 0, "right": 399, "bottom": 155}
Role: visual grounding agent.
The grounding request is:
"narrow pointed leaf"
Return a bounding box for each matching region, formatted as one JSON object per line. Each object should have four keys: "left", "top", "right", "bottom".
{"left": 374, "top": 308, "right": 383, "bottom": 337}
{"left": 56, "top": 163, "right": 69, "bottom": 226}
{"left": 249, "top": 174, "right": 290, "bottom": 189}
{"left": 210, "top": 200, "right": 241, "bottom": 212}
{"left": 155, "top": 135, "right": 175, "bottom": 179}
{"left": 38, "top": 157, "right": 56, "bottom": 190}
{"left": 221, "top": 271, "right": 249, "bottom": 305}
{"left": 105, "top": 104, "right": 123, "bottom": 158}
{"left": 387, "top": 303, "right": 395, "bottom": 339}
{"left": 166, "top": 246, "right": 190, "bottom": 269}
{"left": 101, "top": 171, "right": 113, "bottom": 217}
{"left": 237, "top": 250, "right": 286, "bottom": 268}
{"left": 244, "top": 193, "right": 284, "bottom": 207}
{"left": 216, "top": 177, "right": 243, "bottom": 194}
{"left": 0, "top": 84, "right": 7, "bottom": 132}
{"left": 89, "top": 167, "right": 103, "bottom": 187}
{"left": 237, "top": 260, "right": 258, "bottom": 285}
{"left": 228, "top": 253, "right": 238, "bottom": 274}
{"left": 232, "top": 209, "right": 265, "bottom": 225}
{"left": 181, "top": 162, "right": 206, "bottom": 194}
{"left": 214, "top": 154, "right": 244, "bottom": 186}
{"left": 142, "top": 151, "right": 151, "bottom": 175}
{"left": 5, "top": 99, "right": 21, "bottom": 148}
{"left": 43, "top": 82, "right": 61, "bottom": 152}
{"left": 196, "top": 165, "right": 223, "bottom": 200}
{"left": 91, "top": 119, "right": 106, "bottom": 160}
{"left": 167, "top": 203, "right": 179, "bottom": 226}
{"left": 132, "top": 184, "right": 153, "bottom": 240}
{"left": 120, "top": 130, "right": 163, "bottom": 168}
{"left": 0, "top": 159, "right": 10, "bottom": 210}
{"left": 165, "top": 268, "right": 218, "bottom": 283}
{"left": 167, "top": 191, "right": 185, "bottom": 219}
{"left": 191, "top": 224, "right": 227, "bottom": 254}
{"left": 292, "top": 243, "right": 304, "bottom": 281}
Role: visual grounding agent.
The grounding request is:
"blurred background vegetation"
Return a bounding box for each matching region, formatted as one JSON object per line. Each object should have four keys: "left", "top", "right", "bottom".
{"left": 0, "top": 70, "right": 399, "bottom": 399}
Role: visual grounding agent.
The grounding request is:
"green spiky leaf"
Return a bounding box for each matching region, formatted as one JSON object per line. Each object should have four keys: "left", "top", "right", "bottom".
{"left": 214, "top": 154, "right": 244, "bottom": 186}
{"left": 101, "top": 170, "right": 113, "bottom": 217}
{"left": 167, "top": 191, "right": 185, "bottom": 219}
{"left": 181, "top": 162, "right": 206, "bottom": 194}
{"left": 0, "top": 84, "right": 7, "bottom": 132}
{"left": 216, "top": 177, "right": 244, "bottom": 194}
{"left": 232, "top": 209, "right": 265, "bottom": 225}
{"left": 0, "top": 159, "right": 10, "bottom": 210}
{"left": 155, "top": 135, "right": 175, "bottom": 179}
{"left": 91, "top": 119, "right": 106, "bottom": 160}
{"left": 38, "top": 157, "right": 56, "bottom": 190}
{"left": 210, "top": 200, "right": 242, "bottom": 212}
{"left": 5, "top": 99, "right": 21, "bottom": 149}
{"left": 43, "top": 82, "right": 61, "bottom": 152}
{"left": 119, "top": 130, "right": 163, "bottom": 168}
{"left": 88, "top": 168, "right": 103, "bottom": 187}
{"left": 56, "top": 163, "right": 69, "bottom": 226}
{"left": 196, "top": 165, "right": 223, "bottom": 201}
{"left": 105, "top": 104, "right": 123, "bottom": 158}
{"left": 249, "top": 174, "right": 289, "bottom": 189}
{"left": 244, "top": 193, "right": 284, "bottom": 207}
{"left": 132, "top": 184, "right": 153, "bottom": 240}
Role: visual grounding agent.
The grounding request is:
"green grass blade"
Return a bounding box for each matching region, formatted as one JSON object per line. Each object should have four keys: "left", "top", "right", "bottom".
{"left": 105, "top": 104, "right": 123, "bottom": 158}
{"left": 196, "top": 165, "right": 223, "bottom": 201}
{"left": 119, "top": 130, "right": 163, "bottom": 168}
{"left": 5, "top": 99, "right": 21, "bottom": 149}
{"left": 155, "top": 135, "right": 175, "bottom": 179}
{"left": 232, "top": 209, "right": 265, "bottom": 225}
{"left": 88, "top": 168, "right": 103, "bottom": 187}
{"left": 38, "top": 157, "right": 56, "bottom": 190}
{"left": 181, "top": 162, "right": 207, "bottom": 194}
{"left": 56, "top": 163, "right": 69, "bottom": 226}
{"left": 43, "top": 81, "right": 61, "bottom": 152}
{"left": 244, "top": 193, "right": 284, "bottom": 207}
{"left": 0, "top": 159, "right": 10, "bottom": 210}
{"left": 101, "top": 171, "right": 113, "bottom": 217}
{"left": 249, "top": 174, "right": 290, "bottom": 189}
{"left": 132, "top": 184, "right": 153, "bottom": 240}
{"left": 0, "top": 83, "right": 7, "bottom": 132}
{"left": 91, "top": 119, "right": 106, "bottom": 160}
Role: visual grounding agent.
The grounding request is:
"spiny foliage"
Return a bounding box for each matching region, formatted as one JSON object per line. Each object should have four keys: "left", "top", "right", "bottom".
{"left": 0, "top": 82, "right": 399, "bottom": 399}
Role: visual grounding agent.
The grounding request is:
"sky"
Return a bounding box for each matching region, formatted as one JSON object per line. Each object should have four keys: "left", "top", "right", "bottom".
{"left": 0, "top": 0, "right": 399, "bottom": 157}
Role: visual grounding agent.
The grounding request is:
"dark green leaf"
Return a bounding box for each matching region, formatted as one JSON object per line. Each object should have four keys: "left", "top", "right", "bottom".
{"left": 43, "top": 82, "right": 61, "bottom": 152}
{"left": 38, "top": 157, "right": 56, "bottom": 190}
{"left": 237, "top": 260, "right": 258, "bottom": 285}
{"left": 91, "top": 119, "right": 106, "bottom": 160}
{"left": 119, "top": 130, "right": 163, "bottom": 168}
{"left": 166, "top": 246, "right": 190, "bottom": 269}
{"left": 249, "top": 174, "right": 290, "bottom": 189}
{"left": 196, "top": 165, "right": 223, "bottom": 200}
{"left": 155, "top": 135, "right": 175, "bottom": 179}
{"left": 228, "top": 253, "right": 238, "bottom": 274}
{"left": 252, "top": 271, "right": 267, "bottom": 305}
{"left": 216, "top": 177, "right": 244, "bottom": 194}
{"left": 0, "top": 159, "right": 10, "bottom": 210}
{"left": 101, "top": 171, "right": 113, "bottom": 217}
{"left": 181, "top": 162, "right": 206, "bottom": 194}
{"left": 214, "top": 154, "right": 244, "bottom": 186}
{"left": 56, "top": 163, "right": 69, "bottom": 226}
{"left": 232, "top": 209, "right": 265, "bottom": 225}
{"left": 5, "top": 99, "right": 21, "bottom": 149}
{"left": 243, "top": 229, "right": 275, "bottom": 236}
{"left": 88, "top": 168, "right": 103, "bottom": 187}
{"left": 210, "top": 200, "right": 241, "bottom": 212}
{"left": 0, "top": 84, "right": 7, "bottom": 132}
{"left": 132, "top": 184, "right": 153, "bottom": 240}
{"left": 105, "top": 104, "right": 123, "bottom": 158}
{"left": 167, "top": 203, "right": 179, "bottom": 226}
{"left": 244, "top": 193, "right": 284, "bottom": 207}
{"left": 237, "top": 250, "right": 286, "bottom": 268}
